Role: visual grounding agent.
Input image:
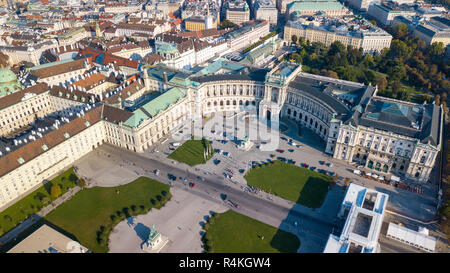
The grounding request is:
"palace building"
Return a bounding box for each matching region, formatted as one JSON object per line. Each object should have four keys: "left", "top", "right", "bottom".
{"left": 0, "top": 60, "right": 443, "bottom": 211}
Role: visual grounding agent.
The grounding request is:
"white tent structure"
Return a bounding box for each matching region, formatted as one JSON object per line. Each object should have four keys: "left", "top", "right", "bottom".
{"left": 386, "top": 223, "right": 436, "bottom": 252}
{"left": 390, "top": 175, "right": 400, "bottom": 182}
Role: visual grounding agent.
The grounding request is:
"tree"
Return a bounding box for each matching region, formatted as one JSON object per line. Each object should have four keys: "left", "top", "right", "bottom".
{"left": 78, "top": 179, "right": 86, "bottom": 188}
{"left": 344, "top": 178, "right": 351, "bottom": 188}
{"left": 427, "top": 42, "right": 445, "bottom": 59}
{"left": 391, "top": 81, "right": 403, "bottom": 93}
{"left": 320, "top": 69, "right": 338, "bottom": 79}
{"left": 221, "top": 19, "right": 236, "bottom": 29}
{"left": 290, "top": 52, "right": 302, "bottom": 63}
{"left": 291, "top": 35, "right": 298, "bottom": 45}
{"left": 298, "top": 37, "right": 306, "bottom": 47}
{"left": 375, "top": 76, "right": 388, "bottom": 92}
{"left": 389, "top": 40, "right": 412, "bottom": 60}
{"left": 41, "top": 196, "right": 50, "bottom": 205}
{"left": 328, "top": 41, "right": 347, "bottom": 57}
{"left": 361, "top": 54, "right": 375, "bottom": 69}
{"left": 393, "top": 23, "right": 408, "bottom": 39}
{"left": 50, "top": 184, "right": 62, "bottom": 199}
{"left": 435, "top": 94, "right": 441, "bottom": 106}
{"left": 69, "top": 173, "right": 77, "bottom": 182}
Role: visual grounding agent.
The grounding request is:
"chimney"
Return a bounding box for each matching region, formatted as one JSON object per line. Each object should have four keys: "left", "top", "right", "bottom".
{"left": 163, "top": 71, "right": 168, "bottom": 83}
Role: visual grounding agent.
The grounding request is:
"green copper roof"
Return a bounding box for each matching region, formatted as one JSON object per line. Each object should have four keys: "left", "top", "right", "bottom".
{"left": 287, "top": 0, "right": 345, "bottom": 11}
{"left": 0, "top": 68, "right": 22, "bottom": 97}
{"left": 0, "top": 68, "right": 17, "bottom": 83}
{"left": 123, "top": 87, "right": 185, "bottom": 127}
{"left": 156, "top": 42, "right": 179, "bottom": 55}
{"left": 195, "top": 58, "right": 246, "bottom": 76}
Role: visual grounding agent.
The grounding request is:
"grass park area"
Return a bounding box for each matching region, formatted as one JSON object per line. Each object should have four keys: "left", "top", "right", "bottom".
{"left": 168, "top": 138, "right": 214, "bottom": 166}
{"left": 202, "top": 210, "right": 300, "bottom": 253}
{"left": 245, "top": 160, "right": 331, "bottom": 208}
{"left": 0, "top": 168, "right": 79, "bottom": 237}
{"left": 44, "top": 177, "right": 171, "bottom": 253}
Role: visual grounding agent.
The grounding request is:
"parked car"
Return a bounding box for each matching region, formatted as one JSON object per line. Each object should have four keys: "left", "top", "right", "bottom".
{"left": 154, "top": 169, "right": 160, "bottom": 176}
{"left": 168, "top": 174, "right": 177, "bottom": 181}
{"left": 189, "top": 182, "right": 195, "bottom": 188}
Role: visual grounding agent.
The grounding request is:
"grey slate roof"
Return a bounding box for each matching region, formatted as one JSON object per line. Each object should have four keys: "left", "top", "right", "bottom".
{"left": 288, "top": 73, "right": 375, "bottom": 116}
{"left": 190, "top": 67, "right": 269, "bottom": 83}
{"left": 351, "top": 97, "right": 441, "bottom": 146}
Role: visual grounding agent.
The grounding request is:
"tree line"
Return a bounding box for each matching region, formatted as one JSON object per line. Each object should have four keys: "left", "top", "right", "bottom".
{"left": 287, "top": 23, "right": 448, "bottom": 107}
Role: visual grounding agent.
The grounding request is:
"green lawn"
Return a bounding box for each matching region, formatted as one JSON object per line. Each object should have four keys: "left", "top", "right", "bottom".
{"left": 0, "top": 167, "right": 79, "bottom": 236}
{"left": 203, "top": 210, "right": 300, "bottom": 253}
{"left": 245, "top": 160, "right": 331, "bottom": 208}
{"left": 168, "top": 138, "right": 214, "bottom": 166}
{"left": 45, "top": 177, "right": 171, "bottom": 253}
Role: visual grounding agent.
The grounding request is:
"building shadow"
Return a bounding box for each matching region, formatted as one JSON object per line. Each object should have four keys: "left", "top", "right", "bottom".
{"left": 269, "top": 182, "right": 346, "bottom": 253}
{"left": 133, "top": 223, "right": 150, "bottom": 244}
{"left": 280, "top": 117, "right": 326, "bottom": 151}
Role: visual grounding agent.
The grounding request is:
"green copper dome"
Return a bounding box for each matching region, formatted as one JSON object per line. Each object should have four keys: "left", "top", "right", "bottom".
{"left": 0, "top": 68, "right": 17, "bottom": 83}
{"left": 0, "top": 68, "right": 23, "bottom": 97}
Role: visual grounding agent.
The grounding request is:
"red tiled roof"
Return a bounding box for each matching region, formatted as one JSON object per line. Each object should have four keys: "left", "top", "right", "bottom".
{"left": 68, "top": 72, "right": 107, "bottom": 90}
{"left": 0, "top": 106, "right": 103, "bottom": 178}
{"left": 0, "top": 83, "right": 49, "bottom": 111}
{"left": 30, "top": 58, "right": 88, "bottom": 79}
{"left": 104, "top": 80, "right": 144, "bottom": 105}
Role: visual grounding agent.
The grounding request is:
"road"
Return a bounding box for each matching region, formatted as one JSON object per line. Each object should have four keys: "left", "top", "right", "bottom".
{"left": 96, "top": 144, "right": 335, "bottom": 248}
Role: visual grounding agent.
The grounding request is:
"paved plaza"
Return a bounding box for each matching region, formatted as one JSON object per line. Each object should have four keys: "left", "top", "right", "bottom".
{"left": 71, "top": 111, "right": 444, "bottom": 253}
{"left": 109, "top": 187, "right": 227, "bottom": 253}
{"left": 147, "top": 113, "right": 439, "bottom": 222}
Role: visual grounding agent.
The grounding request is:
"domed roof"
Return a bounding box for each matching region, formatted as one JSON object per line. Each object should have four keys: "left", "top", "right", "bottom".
{"left": 0, "top": 68, "right": 18, "bottom": 84}
{"left": 0, "top": 68, "right": 22, "bottom": 97}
